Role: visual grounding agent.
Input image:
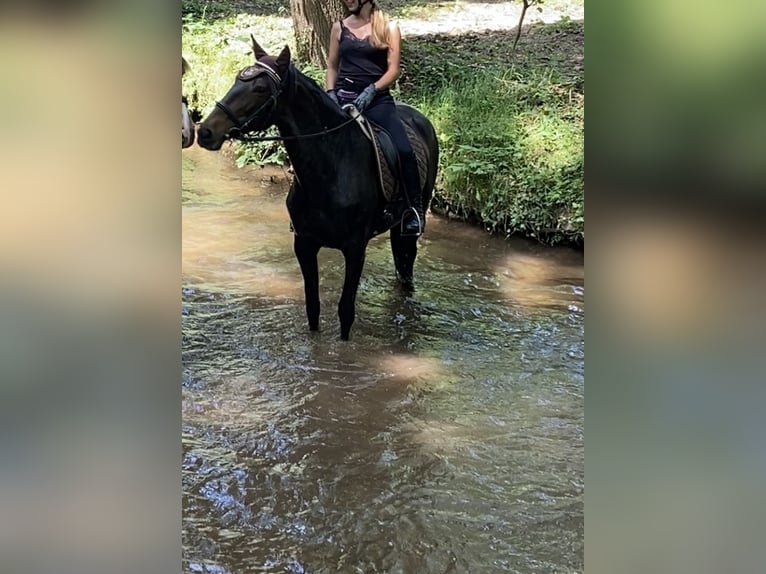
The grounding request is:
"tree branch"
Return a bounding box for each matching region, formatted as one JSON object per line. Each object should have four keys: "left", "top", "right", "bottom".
{"left": 511, "top": 0, "right": 532, "bottom": 56}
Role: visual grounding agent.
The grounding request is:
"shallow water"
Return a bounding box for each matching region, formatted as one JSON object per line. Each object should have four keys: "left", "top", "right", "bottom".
{"left": 182, "top": 147, "right": 584, "bottom": 573}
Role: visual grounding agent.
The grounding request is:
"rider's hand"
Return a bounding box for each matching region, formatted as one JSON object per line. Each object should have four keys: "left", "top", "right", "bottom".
{"left": 353, "top": 84, "right": 377, "bottom": 112}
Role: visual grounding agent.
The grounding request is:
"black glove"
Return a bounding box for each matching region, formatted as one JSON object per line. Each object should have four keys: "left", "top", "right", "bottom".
{"left": 326, "top": 89, "right": 339, "bottom": 105}
{"left": 353, "top": 84, "right": 377, "bottom": 112}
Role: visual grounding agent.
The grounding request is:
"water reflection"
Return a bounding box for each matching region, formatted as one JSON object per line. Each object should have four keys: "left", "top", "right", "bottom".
{"left": 182, "top": 147, "right": 583, "bottom": 573}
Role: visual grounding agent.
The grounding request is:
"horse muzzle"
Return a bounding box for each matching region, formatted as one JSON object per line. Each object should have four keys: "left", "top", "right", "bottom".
{"left": 196, "top": 125, "right": 225, "bottom": 150}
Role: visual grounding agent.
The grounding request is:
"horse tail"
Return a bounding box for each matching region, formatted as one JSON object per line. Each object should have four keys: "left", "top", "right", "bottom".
{"left": 420, "top": 115, "right": 439, "bottom": 210}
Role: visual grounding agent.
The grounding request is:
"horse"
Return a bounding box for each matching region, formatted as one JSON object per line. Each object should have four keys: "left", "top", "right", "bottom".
{"left": 182, "top": 57, "right": 195, "bottom": 148}
{"left": 197, "top": 37, "right": 439, "bottom": 340}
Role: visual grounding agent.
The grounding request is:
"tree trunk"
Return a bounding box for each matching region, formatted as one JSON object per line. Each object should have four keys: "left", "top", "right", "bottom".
{"left": 289, "top": 0, "right": 346, "bottom": 67}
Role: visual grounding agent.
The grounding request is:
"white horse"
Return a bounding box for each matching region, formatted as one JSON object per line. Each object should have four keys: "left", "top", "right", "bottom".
{"left": 182, "top": 57, "right": 195, "bottom": 148}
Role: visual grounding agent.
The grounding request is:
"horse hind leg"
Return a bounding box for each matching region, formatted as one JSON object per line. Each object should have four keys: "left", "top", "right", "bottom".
{"left": 338, "top": 243, "right": 367, "bottom": 341}
{"left": 294, "top": 235, "right": 321, "bottom": 331}
{"left": 390, "top": 228, "right": 417, "bottom": 293}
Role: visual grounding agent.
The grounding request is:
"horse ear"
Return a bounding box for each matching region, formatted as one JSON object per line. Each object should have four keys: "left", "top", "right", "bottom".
{"left": 251, "top": 34, "right": 268, "bottom": 60}
{"left": 276, "top": 45, "right": 291, "bottom": 70}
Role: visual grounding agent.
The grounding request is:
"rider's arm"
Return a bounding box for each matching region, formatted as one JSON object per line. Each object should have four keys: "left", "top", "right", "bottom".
{"left": 325, "top": 21, "right": 342, "bottom": 91}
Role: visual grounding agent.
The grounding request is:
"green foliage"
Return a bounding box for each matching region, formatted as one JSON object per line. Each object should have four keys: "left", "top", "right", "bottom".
{"left": 182, "top": 0, "right": 289, "bottom": 20}
{"left": 233, "top": 129, "right": 288, "bottom": 167}
{"left": 182, "top": 0, "right": 236, "bottom": 20}
{"left": 182, "top": 13, "right": 295, "bottom": 166}
{"left": 182, "top": 13, "right": 294, "bottom": 113}
{"left": 415, "top": 69, "right": 583, "bottom": 244}
{"left": 399, "top": 24, "right": 584, "bottom": 245}
{"left": 298, "top": 62, "right": 327, "bottom": 86}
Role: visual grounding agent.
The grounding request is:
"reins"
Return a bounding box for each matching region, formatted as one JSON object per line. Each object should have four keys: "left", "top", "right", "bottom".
{"left": 219, "top": 61, "right": 358, "bottom": 143}
{"left": 231, "top": 115, "right": 359, "bottom": 142}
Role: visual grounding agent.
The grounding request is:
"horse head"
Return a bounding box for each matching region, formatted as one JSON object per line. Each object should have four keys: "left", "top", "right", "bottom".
{"left": 182, "top": 57, "right": 195, "bottom": 148}
{"left": 197, "top": 36, "right": 292, "bottom": 151}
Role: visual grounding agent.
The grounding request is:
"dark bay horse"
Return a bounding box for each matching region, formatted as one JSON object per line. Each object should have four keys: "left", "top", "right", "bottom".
{"left": 197, "top": 38, "right": 439, "bottom": 340}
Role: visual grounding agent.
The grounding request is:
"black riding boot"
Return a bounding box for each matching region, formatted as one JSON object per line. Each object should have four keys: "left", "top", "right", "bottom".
{"left": 400, "top": 152, "right": 424, "bottom": 236}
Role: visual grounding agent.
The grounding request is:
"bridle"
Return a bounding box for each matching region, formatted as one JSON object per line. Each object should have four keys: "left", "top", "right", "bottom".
{"left": 215, "top": 61, "right": 358, "bottom": 143}
{"left": 215, "top": 61, "right": 283, "bottom": 140}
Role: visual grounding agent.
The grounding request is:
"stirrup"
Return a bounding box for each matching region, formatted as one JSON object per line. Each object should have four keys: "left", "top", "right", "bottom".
{"left": 400, "top": 207, "right": 423, "bottom": 236}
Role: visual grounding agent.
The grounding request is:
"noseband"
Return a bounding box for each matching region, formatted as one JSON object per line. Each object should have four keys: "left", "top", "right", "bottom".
{"left": 215, "top": 61, "right": 284, "bottom": 140}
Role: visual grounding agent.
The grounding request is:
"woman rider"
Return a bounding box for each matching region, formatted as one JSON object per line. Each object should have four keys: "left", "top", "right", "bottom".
{"left": 325, "top": 0, "right": 424, "bottom": 236}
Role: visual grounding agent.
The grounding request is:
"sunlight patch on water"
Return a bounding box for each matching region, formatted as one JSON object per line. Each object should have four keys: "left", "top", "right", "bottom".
{"left": 183, "top": 205, "right": 301, "bottom": 298}
{"left": 375, "top": 353, "right": 449, "bottom": 387}
{"left": 497, "top": 251, "right": 584, "bottom": 311}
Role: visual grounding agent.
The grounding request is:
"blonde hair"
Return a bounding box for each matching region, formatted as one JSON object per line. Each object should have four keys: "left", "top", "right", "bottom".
{"left": 369, "top": 5, "right": 391, "bottom": 50}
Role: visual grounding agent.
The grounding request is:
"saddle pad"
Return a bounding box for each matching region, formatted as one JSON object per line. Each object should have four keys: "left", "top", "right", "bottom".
{"left": 374, "top": 122, "right": 429, "bottom": 202}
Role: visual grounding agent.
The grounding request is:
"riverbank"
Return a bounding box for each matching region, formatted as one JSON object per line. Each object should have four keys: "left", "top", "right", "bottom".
{"left": 182, "top": 0, "right": 583, "bottom": 245}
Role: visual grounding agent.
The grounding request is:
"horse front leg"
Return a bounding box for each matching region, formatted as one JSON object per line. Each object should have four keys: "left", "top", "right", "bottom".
{"left": 294, "top": 235, "right": 321, "bottom": 331}
{"left": 338, "top": 242, "right": 368, "bottom": 341}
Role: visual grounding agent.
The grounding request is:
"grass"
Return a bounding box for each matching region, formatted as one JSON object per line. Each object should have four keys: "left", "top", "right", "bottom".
{"left": 182, "top": 2, "right": 584, "bottom": 245}
{"left": 416, "top": 68, "right": 583, "bottom": 243}
{"left": 182, "top": 13, "right": 293, "bottom": 116}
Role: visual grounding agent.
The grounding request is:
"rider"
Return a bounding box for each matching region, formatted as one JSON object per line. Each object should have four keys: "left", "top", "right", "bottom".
{"left": 325, "top": 0, "right": 424, "bottom": 236}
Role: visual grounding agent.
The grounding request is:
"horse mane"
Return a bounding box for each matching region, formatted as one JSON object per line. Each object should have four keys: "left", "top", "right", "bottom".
{"left": 289, "top": 64, "right": 348, "bottom": 121}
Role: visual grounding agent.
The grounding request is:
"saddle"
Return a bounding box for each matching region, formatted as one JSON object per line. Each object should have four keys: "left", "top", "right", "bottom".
{"left": 343, "top": 104, "right": 428, "bottom": 204}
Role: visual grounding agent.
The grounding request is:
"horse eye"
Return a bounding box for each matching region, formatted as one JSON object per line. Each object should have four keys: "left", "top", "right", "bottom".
{"left": 253, "top": 83, "right": 269, "bottom": 93}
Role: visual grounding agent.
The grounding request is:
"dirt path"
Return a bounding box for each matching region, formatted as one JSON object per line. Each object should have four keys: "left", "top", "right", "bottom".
{"left": 394, "top": 0, "right": 583, "bottom": 36}
{"left": 226, "top": 0, "right": 584, "bottom": 36}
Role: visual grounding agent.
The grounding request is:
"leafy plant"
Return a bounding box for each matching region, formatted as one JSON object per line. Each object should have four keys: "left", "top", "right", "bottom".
{"left": 414, "top": 67, "right": 583, "bottom": 244}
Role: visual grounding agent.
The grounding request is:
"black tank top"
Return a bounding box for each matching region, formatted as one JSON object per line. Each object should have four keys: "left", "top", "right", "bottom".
{"left": 337, "top": 21, "right": 389, "bottom": 90}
